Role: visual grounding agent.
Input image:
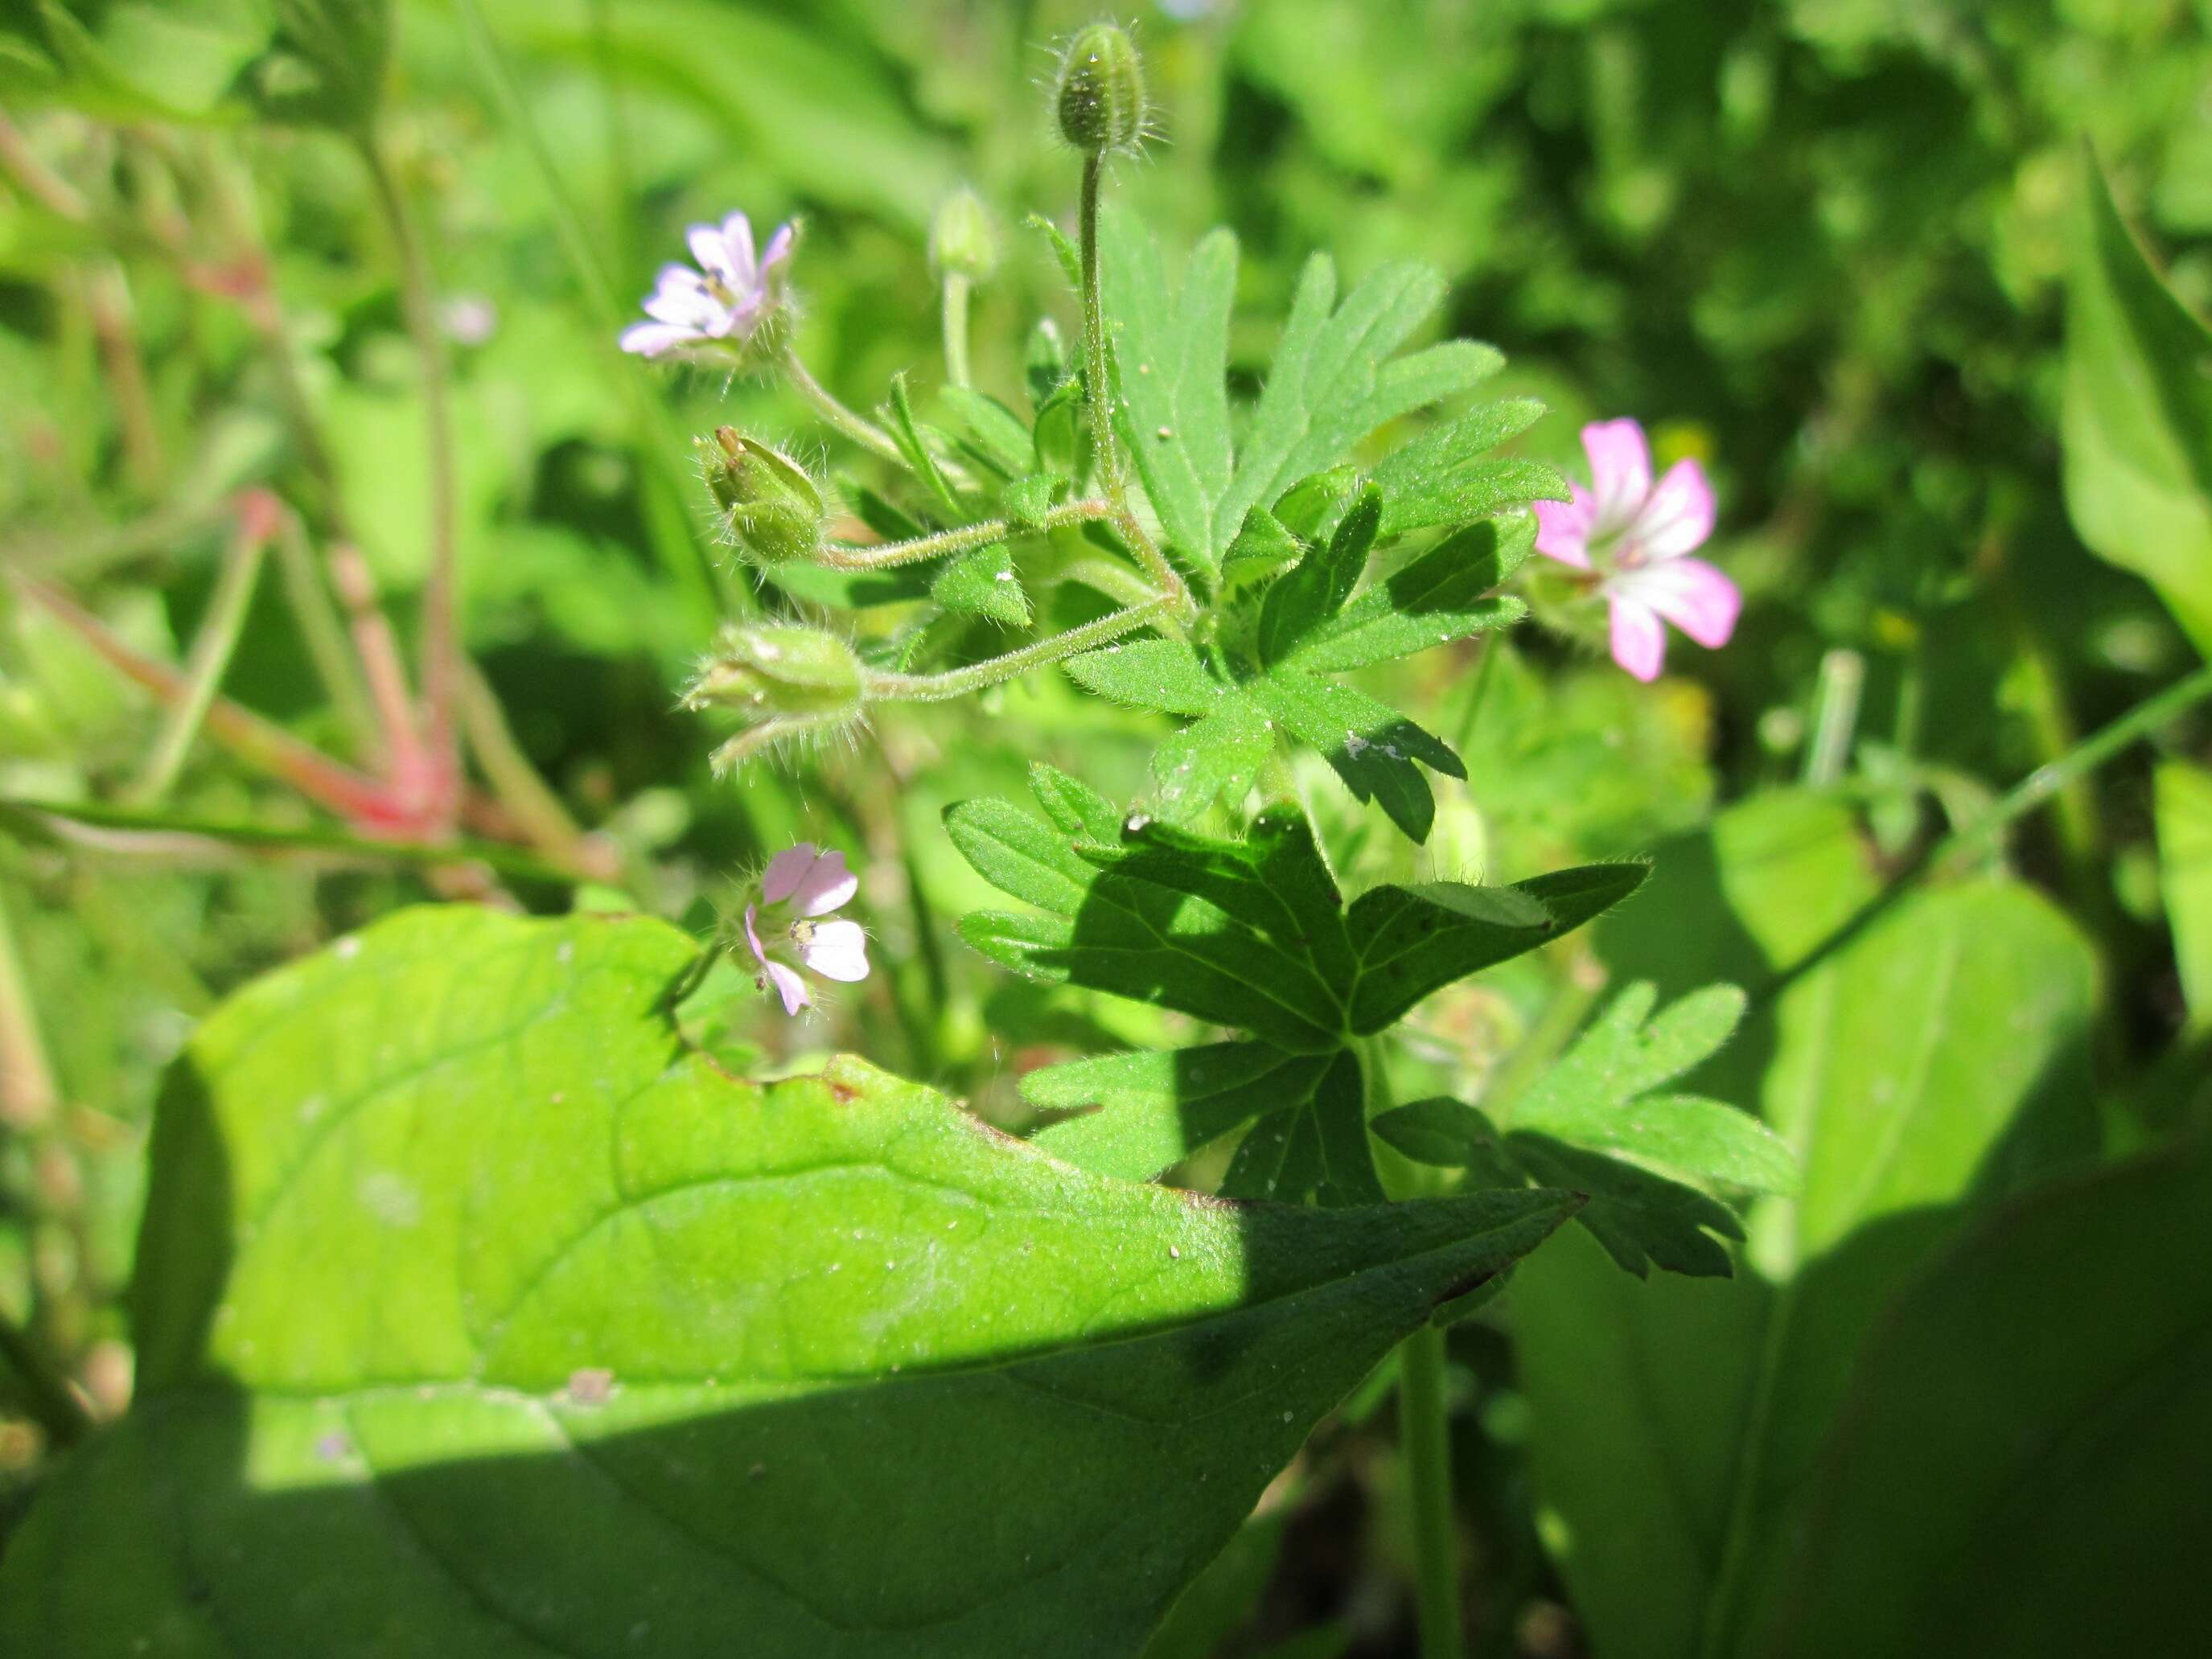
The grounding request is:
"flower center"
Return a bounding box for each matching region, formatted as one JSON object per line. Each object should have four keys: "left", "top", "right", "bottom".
{"left": 787, "top": 917, "right": 816, "bottom": 947}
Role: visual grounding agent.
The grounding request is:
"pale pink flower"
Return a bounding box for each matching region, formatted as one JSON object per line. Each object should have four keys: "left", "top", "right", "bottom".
{"left": 619, "top": 211, "right": 795, "bottom": 361}
{"left": 741, "top": 844, "right": 869, "bottom": 1016}
{"left": 1534, "top": 418, "right": 1738, "bottom": 682}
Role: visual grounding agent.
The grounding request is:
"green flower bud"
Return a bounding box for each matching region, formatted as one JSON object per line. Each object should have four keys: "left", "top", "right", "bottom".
{"left": 700, "top": 427, "right": 824, "bottom": 567}
{"left": 1054, "top": 23, "right": 1147, "bottom": 156}
{"left": 928, "top": 187, "right": 999, "bottom": 283}
{"left": 685, "top": 623, "right": 866, "bottom": 773}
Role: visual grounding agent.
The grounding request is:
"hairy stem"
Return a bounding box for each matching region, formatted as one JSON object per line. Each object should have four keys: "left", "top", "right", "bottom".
{"left": 860, "top": 596, "right": 1172, "bottom": 703}
{"left": 816, "top": 499, "right": 1118, "bottom": 572}
{"left": 1078, "top": 153, "right": 1120, "bottom": 502}
{"left": 942, "top": 271, "right": 972, "bottom": 388}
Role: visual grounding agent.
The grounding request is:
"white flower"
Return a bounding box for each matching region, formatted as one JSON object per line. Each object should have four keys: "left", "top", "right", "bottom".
{"left": 619, "top": 211, "right": 795, "bottom": 361}
{"left": 740, "top": 843, "right": 868, "bottom": 1016}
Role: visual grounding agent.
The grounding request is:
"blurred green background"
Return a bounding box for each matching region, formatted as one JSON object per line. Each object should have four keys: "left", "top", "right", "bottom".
{"left": 3, "top": 2, "right": 2210, "bottom": 1653}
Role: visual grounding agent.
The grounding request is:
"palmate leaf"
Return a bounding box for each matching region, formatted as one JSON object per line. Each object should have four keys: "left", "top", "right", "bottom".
{"left": 951, "top": 769, "right": 1646, "bottom": 1206}
{"left": 1100, "top": 210, "right": 1560, "bottom": 573}
{"left": 1372, "top": 982, "right": 1795, "bottom": 1276}
{"left": 1063, "top": 515, "right": 1532, "bottom": 840}
{"left": 0, "top": 906, "right": 1583, "bottom": 1657}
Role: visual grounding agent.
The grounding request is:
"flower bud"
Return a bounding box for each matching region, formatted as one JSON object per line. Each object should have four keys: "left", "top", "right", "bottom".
{"left": 700, "top": 428, "right": 824, "bottom": 567}
{"left": 1054, "top": 23, "right": 1147, "bottom": 156}
{"left": 685, "top": 623, "right": 866, "bottom": 773}
{"left": 929, "top": 187, "right": 999, "bottom": 283}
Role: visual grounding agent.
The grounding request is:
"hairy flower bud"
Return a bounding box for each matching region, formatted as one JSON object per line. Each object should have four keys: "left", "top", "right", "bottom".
{"left": 700, "top": 428, "right": 824, "bottom": 566}
{"left": 929, "top": 187, "right": 999, "bottom": 283}
{"left": 1054, "top": 23, "right": 1147, "bottom": 156}
{"left": 685, "top": 623, "right": 866, "bottom": 773}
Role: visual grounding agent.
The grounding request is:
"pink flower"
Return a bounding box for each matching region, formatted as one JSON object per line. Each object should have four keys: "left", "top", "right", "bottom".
{"left": 740, "top": 844, "right": 869, "bottom": 1016}
{"left": 619, "top": 211, "right": 795, "bottom": 361}
{"left": 1533, "top": 418, "right": 1738, "bottom": 682}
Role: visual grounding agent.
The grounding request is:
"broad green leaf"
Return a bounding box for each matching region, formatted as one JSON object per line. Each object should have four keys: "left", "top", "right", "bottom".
{"left": 2156, "top": 761, "right": 2212, "bottom": 1030}
{"left": 1515, "top": 794, "right": 2101, "bottom": 1659}
{"left": 1101, "top": 222, "right": 1517, "bottom": 571}
{"left": 2062, "top": 156, "right": 2212, "bottom": 657}
{"left": 1371, "top": 400, "right": 1569, "bottom": 537}
{"left": 0, "top": 906, "right": 1581, "bottom": 1657}
{"left": 1745, "top": 1140, "right": 2212, "bottom": 1659}
{"left": 1373, "top": 980, "right": 1788, "bottom": 1277}
{"left": 1256, "top": 484, "right": 1384, "bottom": 666}
{"left": 1146, "top": 691, "right": 1275, "bottom": 823}
{"left": 1028, "top": 762, "right": 1122, "bottom": 844}
{"left": 1063, "top": 640, "right": 1227, "bottom": 717}
{"left": 1345, "top": 864, "right": 1646, "bottom": 1034}
{"left": 1508, "top": 1132, "right": 1745, "bottom": 1279}
{"left": 1026, "top": 1041, "right": 1336, "bottom": 1181}
{"left": 935, "top": 387, "right": 1033, "bottom": 482}
{"left": 929, "top": 540, "right": 1029, "bottom": 627}
{"left": 1372, "top": 1097, "right": 1495, "bottom": 1167}
{"left": 1218, "top": 254, "right": 1500, "bottom": 550}
{"left": 1287, "top": 516, "right": 1532, "bottom": 673}
{"left": 1248, "top": 670, "right": 1463, "bottom": 843}
{"left": 1220, "top": 1049, "right": 1383, "bottom": 1208}
{"left": 1222, "top": 507, "right": 1303, "bottom": 577}
{"left": 1105, "top": 222, "right": 1240, "bottom": 573}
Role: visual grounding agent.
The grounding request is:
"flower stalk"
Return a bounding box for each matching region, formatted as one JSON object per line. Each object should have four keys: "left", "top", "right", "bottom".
{"left": 860, "top": 595, "right": 1174, "bottom": 703}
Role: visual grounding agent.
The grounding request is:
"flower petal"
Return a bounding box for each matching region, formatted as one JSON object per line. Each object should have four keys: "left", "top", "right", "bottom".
{"left": 619, "top": 321, "right": 703, "bottom": 358}
{"left": 1617, "top": 556, "right": 1740, "bottom": 650}
{"left": 760, "top": 844, "right": 821, "bottom": 905}
{"left": 1581, "top": 418, "right": 1652, "bottom": 534}
{"left": 759, "top": 222, "right": 796, "bottom": 276}
{"left": 1608, "top": 594, "right": 1667, "bottom": 682}
{"left": 763, "top": 960, "right": 811, "bottom": 1016}
{"left": 1629, "top": 458, "right": 1716, "bottom": 561}
{"left": 720, "top": 211, "right": 758, "bottom": 284}
{"left": 643, "top": 285, "right": 728, "bottom": 330}
{"left": 740, "top": 902, "right": 772, "bottom": 972}
{"left": 686, "top": 223, "right": 736, "bottom": 285}
{"left": 1533, "top": 487, "right": 1597, "bottom": 568}
{"left": 791, "top": 849, "right": 857, "bottom": 916}
{"left": 799, "top": 918, "right": 870, "bottom": 982}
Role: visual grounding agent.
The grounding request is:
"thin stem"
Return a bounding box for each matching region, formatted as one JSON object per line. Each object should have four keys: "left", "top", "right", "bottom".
{"left": 2, "top": 796, "right": 578, "bottom": 886}
{"left": 1800, "top": 647, "right": 1864, "bottom": 788}
{"left": 1401, "top": 1324, "right": 1462, "bottom": 1659}
{"left": 84, "top": 259, "right": 163, "bottom": 493}
{"left": 447, "top": 0, "right": 722, "bottom": 615}
{"left": 942, "top": 271, "right": 972, "bottom": 388}
{"left": 326, "top": 542, "right": 428, "bottom": 783}
{"left": 0, "top": 1312, "right": 91, "bottom": 1448}
{"left": 777, "top": 342, "right": 906, "bottom": 466}
{"left": 359, "top": 133, "right": 462, "bottom": 797}
{"left": 12, "top": 577, "right": 401, "bottom": 827}
{"left": 1112, "top": 506, "right": 1195, "bottom": 625}
{"left": 270, "top": 511, "right": 381, "bottom": 760}
{"left": 454, "top": 659, "right": 618, "bottom": 883}
{"left": 0, "top": 883, "right": 60, "bottom": 1131}
{"left": 816, "top": 499, "right": 1117, "bottom": 572}
{"left": 861, "top": 596, "right": 1172, "bottom": 703}
{"left": 1762, "top": 659, "right": 2212, "bottom": 1000}
{"left": 1078, "top": 153, "right": 1120, "bottom": 502}
{"left": 129, "top": 500, "right": 274, "bottom": 803}
{"left": 0, "top": 101, "right": 89, "bottom": 222}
